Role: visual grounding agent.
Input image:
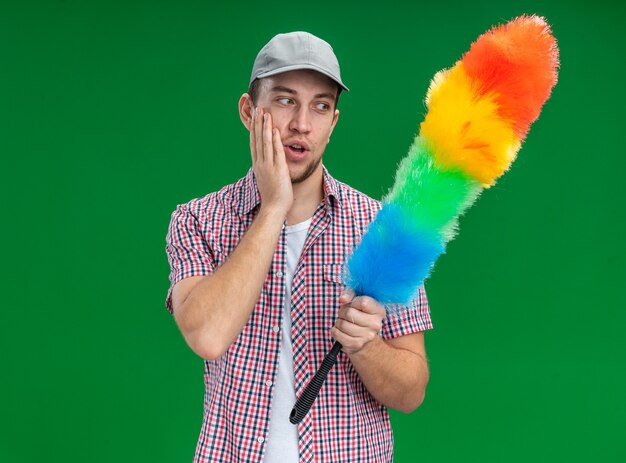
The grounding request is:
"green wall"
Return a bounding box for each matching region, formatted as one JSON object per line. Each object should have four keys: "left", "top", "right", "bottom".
{"left": 2, "top": 0, "right": 625, "bottom": 461}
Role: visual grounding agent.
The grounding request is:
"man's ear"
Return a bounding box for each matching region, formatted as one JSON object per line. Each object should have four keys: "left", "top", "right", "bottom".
{"left": 238, "top": 94, "right": 254, "bottom": 130}
{"left": 328, "top": 109, "right": 340, "bottom": 142}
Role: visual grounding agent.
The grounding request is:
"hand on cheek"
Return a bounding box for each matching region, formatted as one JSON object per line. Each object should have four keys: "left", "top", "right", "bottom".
{"left": 249, "top": 107, "right": 293, "bottom": 216}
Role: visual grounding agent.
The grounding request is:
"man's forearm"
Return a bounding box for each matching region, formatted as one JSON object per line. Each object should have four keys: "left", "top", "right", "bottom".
{"left": 177, "top": 207, "right": 284, "bottom": 360}
{"left": 348, "top": 336, "right": 429, "bottom": 413}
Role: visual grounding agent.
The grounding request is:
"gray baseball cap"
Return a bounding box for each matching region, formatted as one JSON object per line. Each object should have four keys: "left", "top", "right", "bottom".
{"left": 249, "top": 31, "right": 349, "bottom": 92}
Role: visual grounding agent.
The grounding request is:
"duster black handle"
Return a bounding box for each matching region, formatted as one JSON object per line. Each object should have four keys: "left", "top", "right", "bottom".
{"left": 289, "top": 341, "right": 342, "bottom": 424}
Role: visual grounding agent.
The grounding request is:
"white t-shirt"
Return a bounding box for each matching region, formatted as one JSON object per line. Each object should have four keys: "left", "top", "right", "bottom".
{"left": 263, "top": 217, "right": 312, "bottom": 463}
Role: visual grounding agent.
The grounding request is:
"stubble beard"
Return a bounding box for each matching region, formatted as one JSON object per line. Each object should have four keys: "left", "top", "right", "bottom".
{"left": 290, "top": 153, "right": 323, "bottom": 185}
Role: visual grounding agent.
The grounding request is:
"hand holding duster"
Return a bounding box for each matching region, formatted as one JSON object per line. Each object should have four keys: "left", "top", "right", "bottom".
{"left": 290, "top": 15, "right": 560, "bottom": 424}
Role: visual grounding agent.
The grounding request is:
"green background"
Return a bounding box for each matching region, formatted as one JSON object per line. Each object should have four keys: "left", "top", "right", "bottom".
{"left": 2, "top": 0, "right": 625, "bottom": 461}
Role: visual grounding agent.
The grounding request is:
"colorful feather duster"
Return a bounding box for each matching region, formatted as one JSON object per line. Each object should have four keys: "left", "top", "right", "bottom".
{"left": 346, "top": 14, "right": 559, "bottom": 305}
{"left": 290, "top": 14, "right": 559, "bottom": 424}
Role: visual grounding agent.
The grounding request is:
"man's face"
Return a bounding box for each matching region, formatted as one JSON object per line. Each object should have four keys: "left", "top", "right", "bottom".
{"left": 252, "top": 69, "right": 340, "bottom": 184}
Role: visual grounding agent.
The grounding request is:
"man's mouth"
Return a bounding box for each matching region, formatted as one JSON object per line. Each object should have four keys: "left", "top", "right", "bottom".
{"left": 284, "top": 142, "right": 310, "bottom": 159}
{"left": 289, "top": 144, "right": 306, "bottom": 153}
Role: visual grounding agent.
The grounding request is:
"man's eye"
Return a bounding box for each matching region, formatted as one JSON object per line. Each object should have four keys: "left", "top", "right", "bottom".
{"left": 277, "top": 98, "right": 292, "bottom": 105}
{"left": 316, "top": 102, "right": 330, "bottom": 111}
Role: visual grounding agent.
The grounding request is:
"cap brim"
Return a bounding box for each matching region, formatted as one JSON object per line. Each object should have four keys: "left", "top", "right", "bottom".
{"left": 253, "top": 63, "right": 349, "bottom": 92}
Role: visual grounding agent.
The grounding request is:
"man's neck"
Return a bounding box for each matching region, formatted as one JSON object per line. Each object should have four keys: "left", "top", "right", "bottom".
{"left": 286, "top": 165, "right": 324, "bottom": 225}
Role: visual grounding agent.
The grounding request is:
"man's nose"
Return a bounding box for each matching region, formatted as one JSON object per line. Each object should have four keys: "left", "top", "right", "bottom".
{"left": 289, "top": 106, "right": 312, "bottom": 133}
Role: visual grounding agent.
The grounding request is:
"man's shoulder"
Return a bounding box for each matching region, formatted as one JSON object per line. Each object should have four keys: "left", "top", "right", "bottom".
{"left": 332, "top": 175, "right": 382, "bottom": 216}
{"left": 338, "top": 181, "right": 381, "bottom": 208}
{"left": 171, "top": 171, "right": 249, "bottom": 217}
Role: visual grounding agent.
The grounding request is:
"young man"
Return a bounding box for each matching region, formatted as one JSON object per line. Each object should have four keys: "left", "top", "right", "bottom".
{"left": 165, "top": 31, "right": 432, "bottom": 463}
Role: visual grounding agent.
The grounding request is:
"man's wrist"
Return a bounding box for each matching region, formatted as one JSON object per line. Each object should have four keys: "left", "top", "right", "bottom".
{"left": 348, "top": 334, "right": 384, "bottom": 360}
{"left": 258, "top": 204, "right": 288, "bottom": 224}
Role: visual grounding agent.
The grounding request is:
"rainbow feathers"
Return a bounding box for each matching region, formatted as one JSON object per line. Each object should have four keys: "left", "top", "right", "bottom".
{"left": 345, "top": 15, "right": 559, "bottom": 305}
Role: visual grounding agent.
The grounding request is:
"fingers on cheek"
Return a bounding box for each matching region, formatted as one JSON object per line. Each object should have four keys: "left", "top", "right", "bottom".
{"left": 266, "top": 114, "right": 273, "bottom": 136}
{"left": 273, "top": 130, "right": 285, "bottom": 157}
{"left": 256, "top": 113, "right": 263, "bottom": 139}
{"left": 264, "top": 124, "right": 273, "bottom": 151}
